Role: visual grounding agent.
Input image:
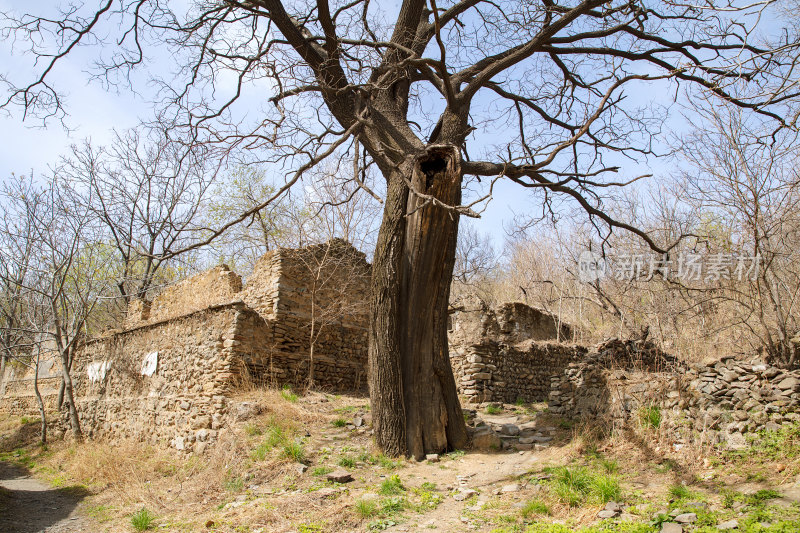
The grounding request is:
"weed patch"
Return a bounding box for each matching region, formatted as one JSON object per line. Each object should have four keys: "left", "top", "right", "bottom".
{"left": 130, "top": 508, "right": 157, "bottom": 531}
{"left": 639, "top": 406, "right": 662, "bottom": 429}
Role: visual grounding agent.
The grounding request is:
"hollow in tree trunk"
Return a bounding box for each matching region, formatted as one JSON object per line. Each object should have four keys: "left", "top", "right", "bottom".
{"left": 369, "top": 145, "right": 469, "bottom": 459}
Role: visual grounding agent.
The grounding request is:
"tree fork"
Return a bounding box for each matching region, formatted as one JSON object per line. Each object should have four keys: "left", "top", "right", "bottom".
{"left": 369, "top": 145, "right": 469, "bottom": 459}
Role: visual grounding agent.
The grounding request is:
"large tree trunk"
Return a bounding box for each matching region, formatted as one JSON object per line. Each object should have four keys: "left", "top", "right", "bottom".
{"left": 369, "top": 145, "right": 469, "bottom": 459}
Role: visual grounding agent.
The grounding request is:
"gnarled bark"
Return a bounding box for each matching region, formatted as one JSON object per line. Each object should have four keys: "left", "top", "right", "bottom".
{"left": 369, "top": 145, "right": 469, "bottom": 459}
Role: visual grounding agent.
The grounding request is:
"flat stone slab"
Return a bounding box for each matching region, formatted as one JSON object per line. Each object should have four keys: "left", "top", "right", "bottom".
{"left": 326, "top": 469, "right": 353, "bottom": 483}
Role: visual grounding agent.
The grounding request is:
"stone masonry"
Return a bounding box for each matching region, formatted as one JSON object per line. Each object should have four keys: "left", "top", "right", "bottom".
{"left": 0, "top": 239, "right": 370, "bottom": 451}
{"left": 549, "top": 339, "right": 800, "bottom": 447}
{"left": 448, "top": 297, "right": 584, "bottom": 404}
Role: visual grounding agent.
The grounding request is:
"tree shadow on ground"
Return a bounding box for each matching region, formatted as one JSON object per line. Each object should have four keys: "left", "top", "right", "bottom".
{"left": 0, "top": 420, "right": 43, "bottom": 454}
{"left": 0, "top": 461, "right": 89, "bottom": 533}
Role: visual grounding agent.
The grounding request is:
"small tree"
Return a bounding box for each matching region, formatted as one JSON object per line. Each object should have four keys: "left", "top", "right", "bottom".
{"left": 61, "top": 128, "right": 219, "bottom": 307}
{"left": 0, "top": 175, "right": 112, "bottom": 439}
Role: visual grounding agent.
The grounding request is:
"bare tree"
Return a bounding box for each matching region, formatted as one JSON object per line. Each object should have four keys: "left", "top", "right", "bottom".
{"left": 0, "top": 175, "right": 113, "bottom": 439}
{"left": 681, "top": 105, "right": 800, "bottom": 366}
{"left": 60, "top": 128, "right": 219, "bottom": 306}
{"left": 451, "top": 221, "right": 497, "bottom": 302}
{"left": 289, "top": 239, "right": 370, "bottom": 388}
{"left": 3, "top": 0, "right": 799, "bottom": 457}
{"left": 0, "top": 176, "right": 49, "bottom": 443}
{"left": 204, "top": 166, "right": 305, "bottom": 271}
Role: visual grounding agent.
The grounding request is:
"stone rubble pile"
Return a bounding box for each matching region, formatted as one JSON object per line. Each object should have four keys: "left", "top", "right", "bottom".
{"left": 548, "top": 340, "right": 800, "bottom": 446}
{"left": 464, "top": 409, "right": 557, "bottom": 452}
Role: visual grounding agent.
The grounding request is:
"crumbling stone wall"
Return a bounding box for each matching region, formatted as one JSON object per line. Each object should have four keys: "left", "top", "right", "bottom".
{"left": 449, "top": 298, "right": 583, "bottom": 404}
{"left": 244, "top": 239, "right": 369, "bottom": 327}
{"left": 1, "top": 240, "right": 370, "bottom": 450}
{"left": 125, "top": 265, "right": 243, "bottom": 328}
{"left": 230, "top": 307, "right": 368, "bottom": 392}
{"left": 549, "top": 341, "right": 800, "bottom": 447}
{"left": 0, "top": 353, "right": 62, "bottom": 414}
{"left": 239, "top": 239, "right": 370, "bottom": 383}
{"left": 59, "top": 303, "right": 244, "bottom": 451}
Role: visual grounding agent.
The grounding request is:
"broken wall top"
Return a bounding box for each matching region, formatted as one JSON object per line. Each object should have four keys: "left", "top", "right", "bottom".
{"left": 125, "top": 265, "right": 243, "bottom": 328}
{"left": 449, "top": 296, "right": 572, "bottom": 346}
{"left": 125, "top": 239, "right": 370, "bottom": 329}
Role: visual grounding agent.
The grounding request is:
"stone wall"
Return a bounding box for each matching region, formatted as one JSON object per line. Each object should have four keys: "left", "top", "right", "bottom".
{"left": 61, "top": 303, "right": 243, "bottom": 450}
{"left": 125, "top": 265, "right": 243, "bottom": 328}
{"left": 548, "top": 340, "right": 800, "bottom": 448}
{"left": 244, "top": 239, "right": 370, "bottom": 328}
{"left": 1, "top": 240, "right": 370, "bottom": 450}
{"left": 449, "top": 298, "right": 583, "bottom": 404}
{"left": 231, "top": 307, "right": 368, "bottom": 392}
{"left": 0, "top": 353, "right": 62, "bottom": 414}
{"left": 239, "top": 238, "right": 370, "bottom": 383}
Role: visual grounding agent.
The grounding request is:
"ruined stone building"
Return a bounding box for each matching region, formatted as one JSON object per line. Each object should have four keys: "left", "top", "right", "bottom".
{"left": 6, "top": 238, "right": 796, "bottom": 453}
{"left": 0, "top": 239, "right": 370, "bottom": 450}
{"left": 448, "top": 297, "right": 584, "bottom": 404}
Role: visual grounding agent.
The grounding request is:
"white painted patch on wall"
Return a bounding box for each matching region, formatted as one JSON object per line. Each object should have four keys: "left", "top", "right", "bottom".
{"left": 141, "top": 351, "right": 158, "bottom": 376}
{"left": 87, "top": 361, "right": 112, "bottom": 382}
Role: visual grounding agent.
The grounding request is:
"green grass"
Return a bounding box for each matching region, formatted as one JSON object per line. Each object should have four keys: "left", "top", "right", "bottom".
{"left": 639, "top": 406, "right": 662, "bottom": 429}
{"left": 338, "top": 456, "right": 356, "bottom": 468}
{"left": 446, "top": 449, "right": 465, "bottom": 460}
{"left": 281, "top": 387, "right": 299, "bottom": 403}
{"left": 727, "top": 422, "right": 800, "bottom": 463}
{"left": 86, "top": 504, "right": 115, "bottom": 522}
{"left": 668, "top": 483, "right": 693, "bottom": 501}
{"left": 599, "top": 459, "right": 619, "bottom": 474}
{"left": 545, "top": 466, "right": 621, "bottom": 507}
{"left": 591, "top": 473, "right": 621, "bottom": 503}
{"left": 297, "top": 523, "right": 324, "bottom": 533}
{"left": 355, "top": 499, "right": 380, "bottom": 518}
{"left": 521, "top": 499, "right": 551, "bottom": 518}
{"left": 130, "top": 508, "right": 157, "bottom": 531}
{"left": 251, "top": 423, "right": 290, "bottom": 461}
{"left": 747, "top": 489, "right": 781, "bottom": 506}
{"left": 331, "top": 418, "right": 348, "bottom": 427}
{"left": 282, "top": 441, "right": 306, "bottom": 463}
{"left": 379, "top": 475, "right": 405, "bottom": 496}
{"left": 312, "top": 466, "right": 333, "bottom": 476}
{"left": 411, "top": 483, "right": 443, "bottom": 511}
{"left": 373, "top": 453, "right": 402, "bottom": 470}
{"left": 379, "top": 496, "right": 407, "bottom": 514}
{"left": 485, "top": 405, "right": 503, "bottom": 415}
{"left": 224, "top": 476, "right": 244, "bottom": 493}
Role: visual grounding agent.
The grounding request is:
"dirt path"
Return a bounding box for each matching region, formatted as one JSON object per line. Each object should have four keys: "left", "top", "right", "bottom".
{"left": 0, "top": 462, "right": 93, "bottom": 533}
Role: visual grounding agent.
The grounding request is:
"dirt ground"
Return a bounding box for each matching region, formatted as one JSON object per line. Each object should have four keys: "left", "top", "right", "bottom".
{"left": 1, "top": 390, "right": 799, "bottom": 533}
{"left": 0, "top": 461, "right": 91, "bottom": 533}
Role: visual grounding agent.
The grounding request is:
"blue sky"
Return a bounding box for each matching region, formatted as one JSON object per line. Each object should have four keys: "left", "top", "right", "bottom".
{"left": 0, "top": 0, "right": 686, "bottom": 251}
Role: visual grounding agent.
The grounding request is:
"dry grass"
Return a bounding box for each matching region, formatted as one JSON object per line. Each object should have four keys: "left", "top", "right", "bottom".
{"left": 0, "top": 387, "right": 374, "bottom": 532}
{"left": 3, "top": 390, "right": 799, "bottom": 532}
